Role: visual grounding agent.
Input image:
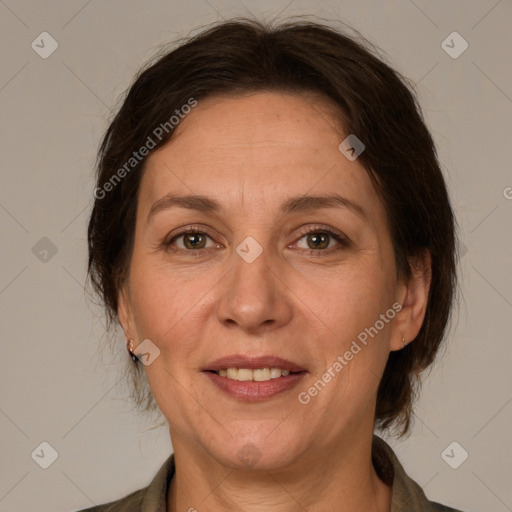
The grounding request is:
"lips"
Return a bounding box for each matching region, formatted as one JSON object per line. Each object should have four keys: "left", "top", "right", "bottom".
{"left": 202, "top": 354, "right": 306, "bottom": 373}
{"left": 202, "top": 354, "right": 308, "bottom": 400}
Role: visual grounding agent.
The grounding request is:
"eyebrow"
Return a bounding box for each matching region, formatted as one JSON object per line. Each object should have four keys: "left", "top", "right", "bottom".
{"left": 147, "top": 192, "right": 368, "bottom": 223}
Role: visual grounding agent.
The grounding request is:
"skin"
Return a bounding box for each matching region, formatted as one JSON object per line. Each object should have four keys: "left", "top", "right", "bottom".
{"left": 118, "top": 91, "right": 431, "bottom": 512}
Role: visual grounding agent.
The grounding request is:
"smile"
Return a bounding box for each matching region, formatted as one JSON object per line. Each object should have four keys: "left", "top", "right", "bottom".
{"left": 214, "top": 368, "right": 294, "bottom": 381}
{"left": 204, "top": 370, "right": 307, "bottom": 401}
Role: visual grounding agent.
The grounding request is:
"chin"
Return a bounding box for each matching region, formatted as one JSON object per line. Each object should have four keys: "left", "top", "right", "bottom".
{"left": 208, "top": 427, "right": 306, "bottom": 471}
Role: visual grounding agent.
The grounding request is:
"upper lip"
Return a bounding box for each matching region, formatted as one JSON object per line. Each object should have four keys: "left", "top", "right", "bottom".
{"left": 203, "top": 355, "right": 306, "bottom": 372}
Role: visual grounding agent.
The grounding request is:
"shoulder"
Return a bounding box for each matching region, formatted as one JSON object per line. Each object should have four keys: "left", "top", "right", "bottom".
{"left": 73, "top": 488, "right": 144, "bottom": 512}
{"left": 429, "top": 500, "right": 467, "bottom": 512}
{"left": 372, "top": 435, "right": 467, "bottom": 512}
{"left": 72, "top": 452, "right": 175, "bottom": 512}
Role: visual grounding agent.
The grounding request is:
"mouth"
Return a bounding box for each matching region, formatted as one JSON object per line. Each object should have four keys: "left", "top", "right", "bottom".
{"left": 202, "top": 355, "right": 307, "bottom": 400}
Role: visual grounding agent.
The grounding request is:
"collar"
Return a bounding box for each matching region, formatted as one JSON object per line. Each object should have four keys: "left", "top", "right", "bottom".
{"left": 372, "top": 434, "right": 441, "bottom": 511}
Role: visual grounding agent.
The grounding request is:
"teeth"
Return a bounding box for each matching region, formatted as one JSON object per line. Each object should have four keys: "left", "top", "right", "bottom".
{"left": 253, "top": 368, "right": 270, "bottom": 381}
{"left": 215, "top": 367, "right": 294, "bottom": 381}
{"left": 226, "top": 368, "right": 238, "bottom": 379}
{"left": 238, "top": 368, "right": 253, "bottom": 381}
{"left": 270, "top": 368, "right": 282, "bottom": 379}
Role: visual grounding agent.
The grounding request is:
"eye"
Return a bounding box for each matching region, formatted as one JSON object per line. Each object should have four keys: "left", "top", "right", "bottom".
{"left": 164, "top": 227, "right": 217, "bottom": 252}
{"left": 294, "top": 226, "right": 349, "bottom": 255}
{"left": 162, "top": 225, "right": 349, "bottom": 256}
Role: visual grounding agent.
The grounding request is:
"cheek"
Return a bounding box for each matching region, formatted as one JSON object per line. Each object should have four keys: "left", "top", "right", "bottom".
{"left": 299, "top": 261, "right": 394, "bottom": 387}
{"left": 129, "top": 267, "right": 209, "bottom": 423}
{"left": 306, "top": 279, "right": 393, "bottom": 414}
{"left": 304, "top": 258, "right": 393, "bottom": 332}
{"left": 128, "top": 263, "right": 204, "bottom": 361}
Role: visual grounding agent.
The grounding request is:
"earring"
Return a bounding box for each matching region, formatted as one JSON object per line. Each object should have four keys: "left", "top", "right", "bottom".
{"left": 127, "top": 339, "right": 138, "bottom": 362}
{"left": 402, "top": 337, "right": 407, "bottom": 349}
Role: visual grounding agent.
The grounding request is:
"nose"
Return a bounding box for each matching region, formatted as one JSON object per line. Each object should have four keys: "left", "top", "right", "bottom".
{"left": 215, "top": 241, "right": 293, "bottom": 334}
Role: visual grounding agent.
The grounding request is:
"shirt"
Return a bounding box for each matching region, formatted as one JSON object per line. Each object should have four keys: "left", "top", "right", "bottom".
{"left": 75, "top": 434, "right": 465, "bottom": 511}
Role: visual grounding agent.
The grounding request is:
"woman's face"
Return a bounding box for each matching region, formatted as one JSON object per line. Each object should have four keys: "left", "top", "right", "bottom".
{"left": 118, "top": 91, "right": 421, "bottom": 470}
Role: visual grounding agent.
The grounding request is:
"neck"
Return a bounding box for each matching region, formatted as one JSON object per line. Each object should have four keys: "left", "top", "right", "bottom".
{"left": 167, "top": 431, "right": 392, "bottom": 512}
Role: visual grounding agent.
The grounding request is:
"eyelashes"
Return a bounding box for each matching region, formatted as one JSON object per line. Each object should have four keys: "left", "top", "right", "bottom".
{"left": 164, "top": 227, "right": 217, "bottom": 254}
{"left": 162, "top": 224, "right": 350, "bottom": 257}
{"left": 293, "top": 227, "right": 348, "bottom": 254}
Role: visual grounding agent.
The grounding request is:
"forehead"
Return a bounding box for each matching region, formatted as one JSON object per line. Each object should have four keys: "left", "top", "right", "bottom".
{"left": 139, "top": 91, "right": 384, "bottom": 226}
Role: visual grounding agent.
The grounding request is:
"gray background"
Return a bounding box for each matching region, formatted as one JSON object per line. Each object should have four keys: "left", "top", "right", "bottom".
{"left": 1, "top": 1, "right": 511, "bottom": 511}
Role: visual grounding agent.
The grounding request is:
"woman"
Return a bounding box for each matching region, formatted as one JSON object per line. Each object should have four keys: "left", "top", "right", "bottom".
{"left": 82, "top": 17, "right": 463, "bottom": 512}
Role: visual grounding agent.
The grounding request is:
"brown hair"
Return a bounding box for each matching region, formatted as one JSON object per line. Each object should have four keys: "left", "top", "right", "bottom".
{"left": 87, "top": 17, "right": 459, "bottom": 437}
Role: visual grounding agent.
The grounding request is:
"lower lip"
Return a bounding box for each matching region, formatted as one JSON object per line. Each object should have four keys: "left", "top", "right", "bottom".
{"left": 203, "top": 371, "right": 306, "bottom": 401}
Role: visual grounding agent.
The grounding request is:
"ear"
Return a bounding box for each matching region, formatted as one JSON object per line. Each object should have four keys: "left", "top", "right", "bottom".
{"left": 390, "top": 249, "right": 432, "bottom": 352}
{"left": 117, "top": 282, "right": 137, "bottom": 342}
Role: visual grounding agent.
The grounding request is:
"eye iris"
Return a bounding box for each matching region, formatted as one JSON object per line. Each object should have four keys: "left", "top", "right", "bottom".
{"left": 307, "top": 233, "right": 329, "bottom": 250}
{"left": 184, "top": 233, "right": 206, "bottom": 249}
